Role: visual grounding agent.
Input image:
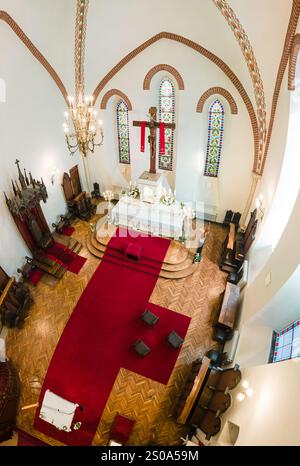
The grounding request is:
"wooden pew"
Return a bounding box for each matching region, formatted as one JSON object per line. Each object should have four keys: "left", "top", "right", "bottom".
{"left": 218, "top": 283, "right": 240, "bottom": 330}
{"left": 177, "top": 356, "right": 211, "bottom": 425}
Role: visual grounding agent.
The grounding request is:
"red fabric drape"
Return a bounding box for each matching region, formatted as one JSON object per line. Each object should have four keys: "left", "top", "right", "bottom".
{"left": 160, "top": 122, "right": 165, "bottom": 155}
{"left": 140, "top": 122, "right": 146, "bottom": 152}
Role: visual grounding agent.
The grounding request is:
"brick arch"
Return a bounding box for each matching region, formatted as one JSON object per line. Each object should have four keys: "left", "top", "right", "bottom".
{"left": 288, "top": 34, "right": 300, "bottom": 91}
{"left": 100, "top": 89, "right": 132, "bottom": 110}
{"left": 143, "top": 64, "right": 184, "bottom": 90}
{"left": 92, "top": 31, "right": 259, "bottom": 173}
{"left": 196, "top": 87, "right": 238, "bottom": 114}
{"left": 0, "top": 10, "right": 68, "bottom": 104}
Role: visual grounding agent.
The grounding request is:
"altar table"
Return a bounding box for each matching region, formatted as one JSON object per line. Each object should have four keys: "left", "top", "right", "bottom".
{"left": 39, "top": 389, "right": 79, "bottom": 432}
{"left": 110, "top": 195, "right": 186, "bottom": 239}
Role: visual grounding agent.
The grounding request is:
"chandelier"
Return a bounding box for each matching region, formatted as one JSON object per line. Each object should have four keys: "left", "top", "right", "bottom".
{"left": 63, "top": 94, "right": 104, "bottom": 157}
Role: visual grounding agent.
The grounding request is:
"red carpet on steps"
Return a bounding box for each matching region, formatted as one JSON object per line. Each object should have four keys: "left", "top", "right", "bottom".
{"left": 45, "top": 242, "right": 87, "bottom": 274}
{"left": 34, "top": 228, "right": 191, "bottom": 446}
{"left": 60, "top": 226, "right": 75, "bottom": 237}
{"left": 28, "top": 268, "right": 44, "bottom": 286}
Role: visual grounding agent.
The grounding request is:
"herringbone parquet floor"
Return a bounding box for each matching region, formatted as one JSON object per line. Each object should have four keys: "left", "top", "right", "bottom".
{"left": 5, "top": 213, "right": 227, "bottom": 446}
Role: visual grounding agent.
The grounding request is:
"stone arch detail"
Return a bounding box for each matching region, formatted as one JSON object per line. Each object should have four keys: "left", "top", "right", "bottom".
{"left": 196, "top": 87, "right": 238, "bottom": 114}
{"left": 100, "top": 89, "right": 132, "bottom": 110}
{"left": 143, "top": 64, "right": 184, "bottom": 90}
{"left": 0, "top": 10, "right": 68, "bottom": 103}
{"left": 92, "top": 31, "right": 258, "bottom": 173}
{"left": 288, "top": 34, "right": 300, "bottom": 91}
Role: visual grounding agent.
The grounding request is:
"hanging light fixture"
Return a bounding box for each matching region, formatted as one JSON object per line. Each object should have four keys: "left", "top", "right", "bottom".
{"left": 63, "top": 94, "right": 104, "bottom": 157}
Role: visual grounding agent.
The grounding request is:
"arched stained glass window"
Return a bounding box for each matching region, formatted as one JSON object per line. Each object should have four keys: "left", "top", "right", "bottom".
{"left": 116, "top": 99, "right": 130, "bottom": 164}
{"left": 159, "top": 78, "right": 175, "bottom": 171}
{"left": 204, "top": 99, "right": 225, "bottom": 177}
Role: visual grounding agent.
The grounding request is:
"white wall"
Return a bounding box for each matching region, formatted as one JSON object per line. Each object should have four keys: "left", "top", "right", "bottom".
{"left": 215, "top": 359, "right": 300, "bottom": 446}
{"left": 89, "top": 39, "right": 253, "bottom": 220}
{"left": 236, "top": 186, "right": 300, "bottom": 367}
{"left": 84, "top": 0, "right": 291, "bottom": 220}
{"left": 0, "top": 6, "right": 81, "bottom": 276}
{"left": 235, "top": 66, "right": 300, "bottom": 367}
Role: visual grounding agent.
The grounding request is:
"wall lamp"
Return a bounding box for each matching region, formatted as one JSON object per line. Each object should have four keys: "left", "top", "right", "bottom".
{"left": 50, "top": 166, "right": 59, "bottom": 185}
{"left": 237, "top": 380, "right": 254, "bottom": 402}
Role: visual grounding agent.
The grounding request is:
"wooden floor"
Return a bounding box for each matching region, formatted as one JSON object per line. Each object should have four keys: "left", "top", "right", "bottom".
{"left": 5, "top": 213, "right": 227, "bottom": 446}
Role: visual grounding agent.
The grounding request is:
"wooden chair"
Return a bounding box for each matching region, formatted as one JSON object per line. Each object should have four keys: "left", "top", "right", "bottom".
{"left": 0, "top": 361, "right": 20, "bottom": 443}
{"left": 108, "top": 414, "right": 135, "bottom": 445}
{"left": 28, "top": 218, "right": 53, "bottom": 250}
{"left": 141, "top": 309, "right": 159, "bottom": 327}
{"left": 223, "top": 210, "right": 233, "bottom": 226}
{"left": 208, "top": 366, "right": 242, "bottom": 392}
{"left": 132, "top": 339, "right": 151, "bottom": 357}
{"left": 205, "top": 391, "right": 231, "bottom": 414}
{"left": 62, "top": 166, "right": 96, "bottom": 220}
{"left": 167, "top": 331, "right": 184, "bottom": 349}
{"left": 0, "top": 266, "right": 32, "bottom": 329}
{"left": 191, "top": 405, "right": 221, "bottom": 440}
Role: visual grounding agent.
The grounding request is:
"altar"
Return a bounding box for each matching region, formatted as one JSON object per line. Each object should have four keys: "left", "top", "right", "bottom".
{"left": 110, "top": 195, "right": 186, "bottom": 239}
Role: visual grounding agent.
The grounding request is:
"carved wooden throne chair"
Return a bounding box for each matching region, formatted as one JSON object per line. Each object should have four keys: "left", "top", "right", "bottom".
{"left": 62, "top": 165, "right": 96, "bottom": 220}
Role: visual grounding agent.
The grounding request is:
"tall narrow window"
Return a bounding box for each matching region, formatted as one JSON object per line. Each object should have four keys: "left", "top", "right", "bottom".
{"left": 204, "top": 99, "right": 225, "bottom": 177}
{"left": 116, "top": 99, "right": 130, "bottom": 164}
{"left": 159, "top": 78, "right": 175, "bottom": 170}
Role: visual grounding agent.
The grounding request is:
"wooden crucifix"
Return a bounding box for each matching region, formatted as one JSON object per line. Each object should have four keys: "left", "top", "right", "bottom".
{"left": 133, "top": 107, "right": 175, "bottom": 174}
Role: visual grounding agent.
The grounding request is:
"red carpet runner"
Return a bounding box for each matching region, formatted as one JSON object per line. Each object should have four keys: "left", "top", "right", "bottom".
{"left": 45, "top": 242, "right": 87, "bottom": 274}
{"left": 34, "top": 228, "right": 191, "bottom": 445}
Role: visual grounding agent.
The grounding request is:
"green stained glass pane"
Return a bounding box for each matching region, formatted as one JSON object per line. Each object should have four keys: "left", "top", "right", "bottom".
{"left": 204, "top": 99, "right": 224, "bottom": 177}
{"left": 159, "top": 78, "right": 175, "bottom": 171}
{"left": 160, "top": 80, "right": 173, "bottom": 96}
{"left": 161, "top": 97, "right": 172, "bottom": 111}
{"left": 117, "top": 100, "right": 130, "bottom": 164}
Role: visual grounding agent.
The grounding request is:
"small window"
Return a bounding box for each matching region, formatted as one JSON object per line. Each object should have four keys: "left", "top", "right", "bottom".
{"left": 273, "top": 319, "right": 300, "bottom": 363}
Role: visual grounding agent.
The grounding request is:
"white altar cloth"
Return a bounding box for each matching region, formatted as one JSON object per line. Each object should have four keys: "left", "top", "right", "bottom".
{"left": 39, "top": 389, "right": 79, "bottom": 432}
{"left": 110, "top": 195, "right": 186, "bottom": 239}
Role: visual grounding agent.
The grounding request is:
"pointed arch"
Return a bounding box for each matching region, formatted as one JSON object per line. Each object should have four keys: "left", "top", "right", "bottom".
{"left": 101, "top": 89, "right": 132, "bottom": 110}
{"left": 196, "top": 87, "right": 238, "bottom": 114}
{"left": 143, "top": 64, "right": 184, "bottom": 90}
{"left": 91, "top": 31, "right": 258, "bottom": 173}
{"left": 0, "top": 10, "right": 68, "bottom": 104}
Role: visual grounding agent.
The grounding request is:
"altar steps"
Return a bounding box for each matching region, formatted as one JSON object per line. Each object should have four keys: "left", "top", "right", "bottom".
{"left": 86, "top": 231, "right": 198, "bottom": 280}
{"left": 94, "top": 223, "right": 189, "bottom": 265}
{"left": 89, "top": 232, "right": 194, "bottom": 272}
{"left": 33, "top": 236, "right": 82, "bottom": 279}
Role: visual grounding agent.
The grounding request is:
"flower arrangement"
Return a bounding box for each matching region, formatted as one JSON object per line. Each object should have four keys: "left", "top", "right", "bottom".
{"left": 103, "top": 190, "right": 114, "bottom": 202}
{"left": 160, "top": 190, "right": 175, "bottom": 206}
{"left": 73, "top": 421, "right": 82, "bottom": 430}
{"left": 127, "top": 183, "right": 140, "bottom": 199}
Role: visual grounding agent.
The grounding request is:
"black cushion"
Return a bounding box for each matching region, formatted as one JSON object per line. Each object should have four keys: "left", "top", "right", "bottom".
{"left": 133, "top": 339, "right": 151, "bottom": 357}
{"left": 167, "top": 331, "right": 184, "bottom": 349}
{"left": 141, "top": 309, "right": 160, "bottom": 326}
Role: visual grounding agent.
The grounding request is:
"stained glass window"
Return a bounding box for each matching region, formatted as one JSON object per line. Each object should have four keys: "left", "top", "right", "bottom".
{"left": 116, "top": 100, "right": 130, "bottom": 164}
{"left": 273, "top": 318, "right": 300, "bottom": 363}
{"left": 159, "top": 78, "right": 175, "bottom": 171}
{"left": 204, "top": 99, "right": 225, "bottom": 177}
